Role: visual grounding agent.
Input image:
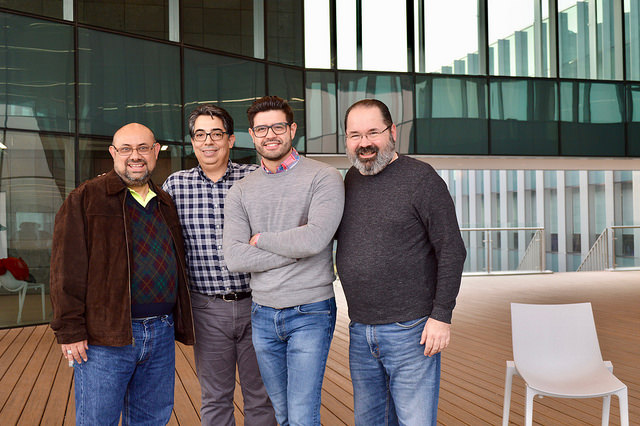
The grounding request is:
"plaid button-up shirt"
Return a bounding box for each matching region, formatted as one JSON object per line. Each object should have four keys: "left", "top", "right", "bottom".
{"left": 163, "top": 161, "right": 258, "bottom": 295}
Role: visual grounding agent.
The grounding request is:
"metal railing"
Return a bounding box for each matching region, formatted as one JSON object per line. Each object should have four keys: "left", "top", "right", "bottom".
{"left": 577, "top": 228, "right": 609, "bottom": 271}
{"left": 460, "top": 227, "right": 546, "bottom": 274}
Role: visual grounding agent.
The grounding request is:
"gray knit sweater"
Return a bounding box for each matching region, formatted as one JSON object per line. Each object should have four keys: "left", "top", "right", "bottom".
{"left": 336, "top": 155, "right": 466, "bottom": 324}
{"left": 223, "top": 156, "right": 345, "bottom": 308}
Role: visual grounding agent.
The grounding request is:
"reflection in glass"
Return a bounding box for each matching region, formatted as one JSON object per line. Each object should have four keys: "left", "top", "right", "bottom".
{"left": 626, "top": 0, "right": 640, "bottom": 80}
{"left": 490, "top": 79, "right": 558, "bottom": 155}
{"left": 488, "top": 0, "right": 549, "bottom": 77}
{"left": 306, "top": 72, "right": 337, "bottom": 153}
{"left": 77, "top": 0, "right": 169, "bottom": 40}
{"left": 78, "top": 28, "right": 181, "bottom": 142}
{"left": 0, "top": 1, "right": 63, "bottom": 19}
{"left": 627, "top": 84, "right": 640, "bottom": 156}
{"left": 338, "top": 73, "right": 413, "bottom": 154}
{"left": 560, "top": 81, "right": 624, "bottom": 155}
{"left": 361, "top": 0, "right": 407, "bottom": 72}
{"left": 184, "top": 49, "right": 265, "bottom": 149}
{"left": 266, "top": 0, "right": 303, "bottom": 67}
{"left": 269, "top": 65, "right": 305, "bottom": 152}
{"left": 182, "top": 1, "right": 258, "bottom": 57}
{"left": 0, "top": 130, "right": 74, "bottom": 327}
{"left": 424, "top": 0, "right": 480, "bottom": 75}
{"left": 0, "top": 13, "right": 75, "bottom": 133}
{"left": 415, "top": 76, "right": 488, "bottom": 154}
{"left": 79, "top": 138, "right": 182, "bottom": 187}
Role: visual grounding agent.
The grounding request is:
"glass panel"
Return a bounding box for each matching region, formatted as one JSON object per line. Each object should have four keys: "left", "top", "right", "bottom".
{"left": 338, "top": 73, "right": 413, "bottom": 154}
{"left": 627, "top": 83, "right": 640, "bottom": 156}
{"left": 78, "top": 137, "right": 182, "bottom": 186}
{"left": 560, "top": 81, "right": 625, "bottom": 155}
{"left": 490, "top": 79, "right": 558, "bottom": 155}
{"left": 183, "top": 49, "right": 265, "bottom": 149}
{"left": 559, "top": 0, "right": 621, "bottom": 79}
{"left": 415, "top": 76, "right": 488, "bottom": 154}
{"left": 0, "top": 1, "right": 63, "bottom": 19}
{"left": 182, "top": 0, "right": 259, "bottom": 57}
{"left": 77, "top": 0, "right": 169, "bottom": 40}
{"left": 626, "top": 0, "right": 640, "bottom": 80}
{"left": 489, "top": 0, "right": 547, "bottom": 77}
{"left": 361, "top": 0, "right": 407, "bottom": 72}
{"left": 0, "top": 13, "right": 75, "bottom": 133}
{"left": 424, "top": 0, "right": 480, "bottom": 75}
{"left": 0, "top": 130, "right": 74, "bottom": 327}
{"left": 336, "top": 0, "right": 357, "bottom": 70}
{"left": 268, "top": 65, "right": 305, "bottom": 152}
{"left": 304, "top": 0, "right": 331, "bottom": 68}
{"left": 266, "top": 0, "right": 303, "bottom": 66}
{"left": 78, "top": 28, "right": 181, "bottom": 142}
{"left": 612, "top": 226, "right": 640, "bottom": 268}
{"left": 306, "top": 71, "right": 337, "bottom": 153}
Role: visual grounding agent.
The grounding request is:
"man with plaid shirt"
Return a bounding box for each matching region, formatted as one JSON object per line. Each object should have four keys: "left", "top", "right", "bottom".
{"left": 163, "top": 104, "right": 275, "bottom": 425}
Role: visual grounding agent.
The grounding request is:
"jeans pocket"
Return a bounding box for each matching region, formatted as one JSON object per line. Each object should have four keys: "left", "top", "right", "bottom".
{"left": 394, "top": 315, "right": 428, "bottom": 329}
{"left": 190, "top": 293, "right": 211, "bottom": 310}
{"left": 161, "top": 315, "right": 174, "bottom": 327}
{"left": 251, "top": 301, "right": 260, "bottom": 314}
{"left": 296, "top": 298, "right": 334, "bottom": 315}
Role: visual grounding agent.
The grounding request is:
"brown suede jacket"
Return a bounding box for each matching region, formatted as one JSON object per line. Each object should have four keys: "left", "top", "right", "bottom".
{"left": 50, "top": 170, "right": 195, "bottom": 346}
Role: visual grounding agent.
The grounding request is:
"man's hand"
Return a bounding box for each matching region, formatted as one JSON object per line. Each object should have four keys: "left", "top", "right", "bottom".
{"left": 249, "top": 234, "right": 261, "bottom": 246}
{"left": 61, "top": 340, "right": 89, "bottom": 365}
{"left": 420, "top": 318, "right": 451, "bottom": 357}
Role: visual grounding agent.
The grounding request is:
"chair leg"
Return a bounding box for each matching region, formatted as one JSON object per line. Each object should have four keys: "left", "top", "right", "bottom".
{"left": 601, "top": 395, "right": 611, "bottom": 426}
{"left": 502, "top": 361, "right": 517, "bottom": 426}
{"left": 525, "top": 386, "right": 535, "bottom": 426}
{"left": 618, "top": 387, "right": 629, "bottom": 426}
{"left": 17, "top": 286, "right": 27, "bottom": 324}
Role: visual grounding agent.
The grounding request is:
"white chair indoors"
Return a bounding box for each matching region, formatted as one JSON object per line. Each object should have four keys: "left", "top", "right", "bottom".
{"left": 502, "top": 302, "right": 629, "bottom": 426}
{"left": 0, "top": 270, "right": 45, "bottom": 323}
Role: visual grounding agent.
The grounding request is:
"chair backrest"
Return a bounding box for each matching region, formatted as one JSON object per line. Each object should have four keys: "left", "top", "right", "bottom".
{"left": 511, "top": 302, "right": 604, "bottom": 377}
{"left": 0, "top": 271, "right": 27, "bottom": 291}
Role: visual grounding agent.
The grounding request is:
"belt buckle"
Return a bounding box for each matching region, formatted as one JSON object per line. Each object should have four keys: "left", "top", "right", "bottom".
{"left": 222, "top": 292, "right": 238, "bottom": 302}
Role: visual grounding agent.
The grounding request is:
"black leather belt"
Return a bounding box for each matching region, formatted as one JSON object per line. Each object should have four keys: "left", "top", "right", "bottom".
{"left": 214, "top": 291, "right": 251, "bottom": 302}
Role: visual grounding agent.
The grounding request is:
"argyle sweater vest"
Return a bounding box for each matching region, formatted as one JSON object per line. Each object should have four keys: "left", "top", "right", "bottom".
{"left": 126, "top": 194, "right": 178, "bottom": 318}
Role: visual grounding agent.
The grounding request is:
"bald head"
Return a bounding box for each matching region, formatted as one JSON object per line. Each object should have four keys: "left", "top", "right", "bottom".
{"left": 109, "top": 123, "right": 160, "bottom": 190}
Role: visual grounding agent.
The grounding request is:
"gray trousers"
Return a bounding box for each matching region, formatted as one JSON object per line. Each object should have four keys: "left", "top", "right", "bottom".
{"left": 191, "top": 292, "right": 276, "bottom": 426}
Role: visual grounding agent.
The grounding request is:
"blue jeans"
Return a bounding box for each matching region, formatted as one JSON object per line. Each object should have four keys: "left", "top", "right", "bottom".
{"left": 73, "top": 314, "right": 176, "bottom": 426}
{"left": 251, "top": 298, "right": 337, "bottom": 426}
{"left": 349, "top": 316, "right": 441, "bottom": 426}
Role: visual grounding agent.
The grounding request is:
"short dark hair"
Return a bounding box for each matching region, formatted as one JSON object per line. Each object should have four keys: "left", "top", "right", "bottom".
{"left": 188, "top": 104, "right": 234, "bottom": 137}
{"left": 344, "top": 99, "right": 393, "bottom": 132}
{"left": 247, "top": 96, "right": 294, "bottom": 128}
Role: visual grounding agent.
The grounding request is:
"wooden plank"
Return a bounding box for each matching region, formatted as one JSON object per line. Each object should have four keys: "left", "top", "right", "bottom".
{"left": 40, "top": 353, "right": 73, "bottom": 426}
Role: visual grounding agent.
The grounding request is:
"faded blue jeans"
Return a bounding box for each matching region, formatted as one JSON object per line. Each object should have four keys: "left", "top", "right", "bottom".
{"left": 251, "top": 298, "right": 337, "bottom": 426}
{"left": 349, "top": 316, "right": 441, "bottom": 426}
{"left": 73, "top": 314, "right": 176, "bottom": 426}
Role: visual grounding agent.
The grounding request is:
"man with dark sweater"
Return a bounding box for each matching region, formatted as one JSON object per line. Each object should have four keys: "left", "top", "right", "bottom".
{"left": 50, "top": 123, "right": 195, "bottom": 425}
{"left": 336, "top": 99, "right": 466, "bottom": 425}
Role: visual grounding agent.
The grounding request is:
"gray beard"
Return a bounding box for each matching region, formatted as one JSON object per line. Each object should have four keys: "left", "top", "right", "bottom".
{"left": 116, "top": 161, "right": 152, "bottom": 187}
{"left": 347, "top": 137, "right": 396, "bottom": 176}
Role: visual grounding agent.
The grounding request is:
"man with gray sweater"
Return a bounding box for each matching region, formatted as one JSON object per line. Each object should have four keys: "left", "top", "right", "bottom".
{"left": 336, "top": 99, "right": 466, "bottom": 426}
{"left": 223, "top": 96, "right": 344, "bottom": 426}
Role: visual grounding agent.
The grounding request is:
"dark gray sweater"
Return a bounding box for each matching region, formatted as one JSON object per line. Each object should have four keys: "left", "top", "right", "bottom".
{"left": 336, "top": 155, "right": 466, "bottom": 324}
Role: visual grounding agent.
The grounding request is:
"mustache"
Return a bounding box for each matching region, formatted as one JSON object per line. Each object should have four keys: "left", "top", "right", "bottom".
{"left": 356, "top": 145, "right": 379, "bottom": 156}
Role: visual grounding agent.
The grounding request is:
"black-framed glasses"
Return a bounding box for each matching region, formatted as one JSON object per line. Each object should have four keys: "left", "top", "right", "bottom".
{"left": 251, "top": 122, "right": 292, "bottom": 138}
{"left": 193, "top": 130, "right": 229, "bottom": 143}
{"left": 346, "top": 125, "right": 392, "bottom": 143}
{"left": 111, "top": 143, "right": 156, "bottom": 157}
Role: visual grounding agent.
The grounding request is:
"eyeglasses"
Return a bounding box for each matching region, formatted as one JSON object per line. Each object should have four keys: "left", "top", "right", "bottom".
{"left": 346, "top": 125, "right": 392, "bottom": 143}
{"left": 251, "top": 122, "right": 291, "bottom": 138}
{"left": 111, "top": 143, "right": 156, "bottom": 157}
{"left": 193, "top": 130, "right": 229, "bottom": 143}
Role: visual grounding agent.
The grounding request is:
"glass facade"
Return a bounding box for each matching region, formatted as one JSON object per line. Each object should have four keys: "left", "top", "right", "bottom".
{"left": 0, "top": 2, "right": 639, "bottom": 328}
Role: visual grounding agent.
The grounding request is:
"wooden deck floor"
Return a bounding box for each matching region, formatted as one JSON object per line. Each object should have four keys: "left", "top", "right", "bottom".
{"left": 0, "top": 271, "right": 638, "bottom": 425}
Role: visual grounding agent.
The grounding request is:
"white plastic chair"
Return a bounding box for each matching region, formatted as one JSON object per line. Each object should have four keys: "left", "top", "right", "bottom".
{"left": 0, "top": 271, "right": 45, "bottom": 323}
{"left": 502, "top": 302, "right": 629, "bottom": 426}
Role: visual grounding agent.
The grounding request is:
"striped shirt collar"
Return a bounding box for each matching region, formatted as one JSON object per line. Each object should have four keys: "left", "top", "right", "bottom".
{"left": 261, "top": 148, "right": 300, "bottom": 174}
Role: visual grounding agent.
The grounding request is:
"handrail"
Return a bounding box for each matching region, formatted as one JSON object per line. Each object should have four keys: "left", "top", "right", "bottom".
{"left": 577, "top": 228, "right": 609, "bottom": 272}
{"left": 517, "top": 229, "right": 545, "bottom": 272}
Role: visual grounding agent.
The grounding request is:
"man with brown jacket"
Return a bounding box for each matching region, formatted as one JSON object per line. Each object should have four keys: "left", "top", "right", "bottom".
{"left": 50, "top": 123, "right": 194, "bottom": 425}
